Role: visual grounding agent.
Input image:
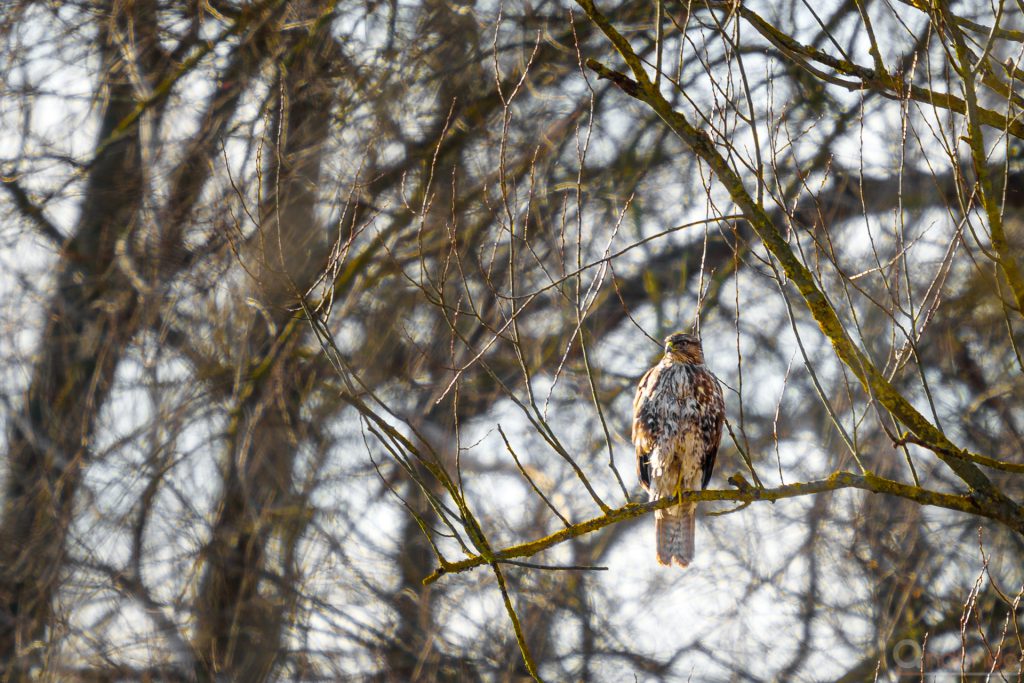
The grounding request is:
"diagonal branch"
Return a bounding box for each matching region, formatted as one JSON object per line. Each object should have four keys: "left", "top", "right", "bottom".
{"left": 0, "top": 174, "right": 64, "bottom": 246}
{"left": 715, "top": 0, "right": 1024, "bottom": 140}
{"left": 937, "top": 0, "right": 1024, "bottom": 314}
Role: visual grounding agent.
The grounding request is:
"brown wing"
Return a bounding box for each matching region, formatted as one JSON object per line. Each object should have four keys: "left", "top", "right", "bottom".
{"left": 695, "top": 367, "right": 725, "bottom": 490}
{"left": 632, "top": 363, "right": 662, "bottom": 493}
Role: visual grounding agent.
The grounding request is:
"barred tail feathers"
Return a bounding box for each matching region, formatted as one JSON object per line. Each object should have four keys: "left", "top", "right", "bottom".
{"left": 655, "top": 505, "right": 695, "bottom": 568}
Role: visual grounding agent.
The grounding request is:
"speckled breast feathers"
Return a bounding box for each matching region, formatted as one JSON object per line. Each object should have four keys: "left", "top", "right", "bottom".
{"left": 632, "top": 340, "right": 724, "bottom": 567}
{"left": 632, "top": 360, "right": 724, "bottom": 500}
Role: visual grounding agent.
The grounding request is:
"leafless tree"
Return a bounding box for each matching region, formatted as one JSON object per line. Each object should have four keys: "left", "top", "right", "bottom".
{"left": 1, "top": 0, "right": 1022, "bottom": 681}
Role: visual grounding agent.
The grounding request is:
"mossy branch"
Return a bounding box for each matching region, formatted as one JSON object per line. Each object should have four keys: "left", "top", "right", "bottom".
{"left": 423, "top": 470, "right": 993, "bottom": 585}
{"left": 937, "top": 0, "right": 1024, "bottom": 314}
{"left": 707, "top": 0, "right": 1024, "bottom": 140}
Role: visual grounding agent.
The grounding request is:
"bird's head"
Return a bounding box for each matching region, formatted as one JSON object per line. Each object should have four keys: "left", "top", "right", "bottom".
{"left": 664, "top": 332, "right": 704, "bottom": 363}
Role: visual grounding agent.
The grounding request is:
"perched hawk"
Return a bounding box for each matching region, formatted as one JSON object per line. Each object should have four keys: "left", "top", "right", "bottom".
{"left": 632, "top": 332, "right": 724, "bottom": 568}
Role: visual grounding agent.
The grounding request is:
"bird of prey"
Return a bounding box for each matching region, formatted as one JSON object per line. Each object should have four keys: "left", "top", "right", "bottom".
{"left": 632, "top": 332, "right": 724, "bottom": 568}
